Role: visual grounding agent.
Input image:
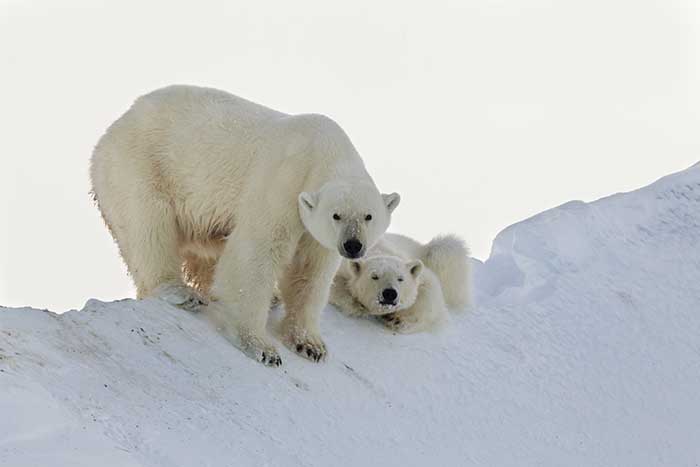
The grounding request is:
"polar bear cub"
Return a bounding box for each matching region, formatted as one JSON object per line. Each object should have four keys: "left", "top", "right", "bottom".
{"left": 331, "top": 233, "right": 470, "bottom": 332}
{"left": 90, "top": 85, "right": 400, "bottom": 367}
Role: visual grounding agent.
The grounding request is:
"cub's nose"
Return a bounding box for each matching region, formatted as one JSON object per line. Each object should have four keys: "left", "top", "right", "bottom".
{"left": 382, "top": 288, "right": 398, "bottom": 303}
{"left": 343, "top": 239, "right": 363, "bottom": 258}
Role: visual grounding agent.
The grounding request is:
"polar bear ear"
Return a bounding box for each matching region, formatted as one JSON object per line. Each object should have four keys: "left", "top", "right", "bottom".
{"left": 407, "top": 260, "right": 423, "bottom": 278}
{"left": 350, "top": 260, "right": 363, "bottom": 277}
{"left": 298, "top": 191, "right": 318, "bottom": 213}
{"left": 382, "top": 192, "right": 401, "bottom": 213}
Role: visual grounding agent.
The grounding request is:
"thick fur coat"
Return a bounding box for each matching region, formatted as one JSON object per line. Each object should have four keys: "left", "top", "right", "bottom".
{"left": 91, "top": 85, "right": 399, "bottom": 366}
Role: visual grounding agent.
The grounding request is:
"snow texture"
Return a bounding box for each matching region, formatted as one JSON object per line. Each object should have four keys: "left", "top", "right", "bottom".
{"left": 2, "top": 163, "right": 700, "bottom": 466}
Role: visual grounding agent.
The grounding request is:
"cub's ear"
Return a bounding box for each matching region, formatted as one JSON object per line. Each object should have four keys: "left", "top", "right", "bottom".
{"left": 382, "top": 192, "right": 401, "bottom": 213}
{"left": 407, "top": 260, "right": 423, "bottom": 278}
{"left": 298, "top": 191, "right": 318, "bottom": 213}
{"left": 350, "top": 260, "right": 363, "bottom": 277}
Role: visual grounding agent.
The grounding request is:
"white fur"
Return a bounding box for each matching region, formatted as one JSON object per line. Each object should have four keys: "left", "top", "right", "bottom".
{"left": 331, "top": 233, "right": 470, "bottom": 333}
{"left": 90, "top": 85, "right": 399, "bottom": 366}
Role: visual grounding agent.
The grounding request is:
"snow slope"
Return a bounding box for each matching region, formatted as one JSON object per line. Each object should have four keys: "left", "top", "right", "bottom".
{"left": 2, "top": 164, "right": 700, "bottom": 467}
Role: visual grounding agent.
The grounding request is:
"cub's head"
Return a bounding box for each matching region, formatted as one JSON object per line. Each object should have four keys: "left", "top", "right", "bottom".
{"left": 298, "top": 181, "right": 400, "bottom": 259}
{"left": 347, "top": 256, "right": 423, "bottom": 315}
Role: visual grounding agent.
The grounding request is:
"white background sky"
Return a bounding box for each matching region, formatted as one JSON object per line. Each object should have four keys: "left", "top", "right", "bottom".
{"left": 1, "top": 0, "right": 699, "bottom": 311}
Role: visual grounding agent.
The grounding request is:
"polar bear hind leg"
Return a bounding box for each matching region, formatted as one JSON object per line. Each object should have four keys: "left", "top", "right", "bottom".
{"left": 180, "top": 235, "right": 226, "bottom": 299}
{"left": 92, "top": 149, "right": 202, "bottom": 309}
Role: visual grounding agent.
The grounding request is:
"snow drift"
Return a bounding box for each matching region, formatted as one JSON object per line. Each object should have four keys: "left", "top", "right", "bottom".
{"left": 2, "top": 164, "right": 699, "bottom": 466}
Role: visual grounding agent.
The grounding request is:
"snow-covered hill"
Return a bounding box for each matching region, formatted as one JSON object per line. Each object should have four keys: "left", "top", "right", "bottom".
{"left": 2, "top": 164, "right": 699, "bottom": 467}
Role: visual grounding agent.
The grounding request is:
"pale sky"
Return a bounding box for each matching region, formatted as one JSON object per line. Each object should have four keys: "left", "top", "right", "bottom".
{"left": 1, "top": 0, "right": 699, "bottom": 311}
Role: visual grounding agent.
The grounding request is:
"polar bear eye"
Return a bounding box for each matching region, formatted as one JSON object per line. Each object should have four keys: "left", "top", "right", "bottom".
{"left": 333, "top": 213, "right": 341, "bottom": 221}
{"left": 365, "top": 214, "right": 372, "bottom": 221}
{"left": 371, "top": 274, "right": 379, "bottom": 280}
{"left": 398, "top": 277, "right": 404, "bottom": 282}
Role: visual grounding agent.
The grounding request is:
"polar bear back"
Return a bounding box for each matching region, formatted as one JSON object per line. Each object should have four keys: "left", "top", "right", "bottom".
{"left": 92, "top": 85, "right": 371, "bottom": 241}
{"left": 123, "top": 85, "right": 363, "bottom": 177}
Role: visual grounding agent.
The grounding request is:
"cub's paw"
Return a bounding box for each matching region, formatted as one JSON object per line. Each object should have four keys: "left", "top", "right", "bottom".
{"left": 239, "top": 332, "right": 282, "bottom": 368}
{"left": 379, "top": 312, "right": 414, "bottom": 333}
{"left": 154, "top": 283, "right": 207, "bottom": 312}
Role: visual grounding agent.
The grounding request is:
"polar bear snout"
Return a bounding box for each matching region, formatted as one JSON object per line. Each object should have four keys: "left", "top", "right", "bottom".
{"left": 341, "top": 238, "right": 364, "bottom": 259}
{"left": 379, "top": 287, "right": 398, "bottom": 306}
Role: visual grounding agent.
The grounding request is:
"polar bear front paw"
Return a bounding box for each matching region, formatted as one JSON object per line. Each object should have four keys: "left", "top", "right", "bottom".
{"left": 293, "top": 337, "right": 327, "bottom": 363}
{"left": 260, "top": 349, "right": 283, "bottom": 367}
{"left": 240, "top": 333, "right": 282, "bottom": 367}
{"left": 280, "top": 322, "right": 327, "bottom": 362}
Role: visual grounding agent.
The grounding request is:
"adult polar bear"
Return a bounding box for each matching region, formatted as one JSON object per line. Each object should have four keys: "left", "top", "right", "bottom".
{"left": 91, "top": 85, "right": 400, "bottom": 367}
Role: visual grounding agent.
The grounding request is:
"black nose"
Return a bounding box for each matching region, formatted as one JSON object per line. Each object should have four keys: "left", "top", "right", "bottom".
{"left": 382, "top": 288, "right": 398, "bottom": 302}
{"left": 343, "top": 239, "right": 363, "bottom": 258}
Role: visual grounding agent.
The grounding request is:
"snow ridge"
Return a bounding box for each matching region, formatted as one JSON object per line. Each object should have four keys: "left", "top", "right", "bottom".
{"left": 2, "top": 164, "right": 700, "bottom": 466}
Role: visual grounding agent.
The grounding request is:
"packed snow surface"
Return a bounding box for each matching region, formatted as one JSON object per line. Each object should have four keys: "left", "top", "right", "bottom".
{"left": 2, "top": 164, "right": 699, "bottom": 466}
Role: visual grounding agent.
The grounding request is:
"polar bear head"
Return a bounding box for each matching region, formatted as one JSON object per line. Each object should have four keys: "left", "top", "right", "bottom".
{"left": 346, "top": 255, "right": 423, "bottom": 315}
{"left": 298, "top": 181, "right": 400, "bottom": 259}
